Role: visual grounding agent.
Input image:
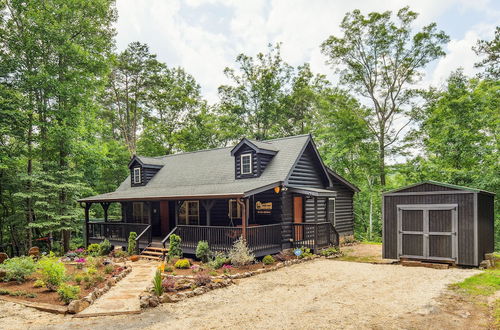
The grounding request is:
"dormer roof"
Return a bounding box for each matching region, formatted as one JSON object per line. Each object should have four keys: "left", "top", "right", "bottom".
{"left": 230, "top": 138, "right": 278, "bottom": 156}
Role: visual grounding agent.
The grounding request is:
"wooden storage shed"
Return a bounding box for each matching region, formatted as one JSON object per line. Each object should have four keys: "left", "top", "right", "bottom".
{"left": 383, "top": 181, "right": 495, "bottom": 266}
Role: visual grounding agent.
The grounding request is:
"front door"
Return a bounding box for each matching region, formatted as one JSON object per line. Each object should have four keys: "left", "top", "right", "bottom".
{"left": 397, "top": 204, "right": 458, "bottom": 261}
{"left": 293, "top": 196, "right": 304, "bottom": 241}
{"left": 160, "top": 201, "right": 170, "bottom": 237}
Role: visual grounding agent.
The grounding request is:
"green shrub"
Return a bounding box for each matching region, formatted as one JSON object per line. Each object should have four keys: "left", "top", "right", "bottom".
{"left": 99, "top": 239, "right": 112, "bottom": 256}
{"left": 298, "top": 246, "right": 313, "bottom": 259}
{"left": 208, "top": 270, "right": 218, "bottom": 276}
{"left": 194, "top": 272, "right": 211, "bottom": 286}
{"left": 164, "top": 266, "right": 173, "bottom": 272}
{"left": 152, "top": 270, "right": 163, "bottom": 296}
{"left": 26, "top": 293, "right": 37, "bottom": 298}
{"left": 57, "top": 284, "right": 80, "bottom": 304}
{"left": 94, "top": 274, "right": 105, "bottom": 283}
{"left": 37, "top": 257, "right": 66, "bottom": 291}
{"left": 128, "top": 232, "right": 137, "bottom": 255}
{"left": 33, "top": 279, "right": 45, "bottom": 288}
{"left": 262, "top": 255, "right": 275, "bottom": 265}
{"left": 86, "top": 244, "right": 101, "bottom": 256}
{"left": 74, "top": 274, "right": 83, "bottom": 285}
{"left": 195, "top": 241, "right": 212, "bottom": 263}
{"left": 168, "top": 234, "right": 182, "bottom": 259}
{"left": 208, "top": 252, "right": 229, "bottom": 269}
{"left": 113, "top": 250, "right": 129, "bottom": 258}
{"left": 228, "top": 237, "right": 255, "bottom": 267}
{"left": 104, "top": 265, "right": 113, "bottom": 274}
{"left": 0, "top": 257, "right": 37, "bottom": 283}
{"left": 86, "top": 266, "right": 97, "bottom": 275}
{"left": 83, "top": 274, "right": 91, "bottom": 283}
{"left": 174, "top": 259, "right": 190, "bottom": 269}
{"left": 319, "top": 247, "right": 339, "bottom": 257}
{"left": 0, "top": 289, "right": 9, "bottom": 295}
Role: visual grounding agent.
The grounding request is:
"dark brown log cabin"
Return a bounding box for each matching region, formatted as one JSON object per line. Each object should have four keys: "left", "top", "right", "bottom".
{"left": 79, "top": 134, "right": 359, "bottom": 257}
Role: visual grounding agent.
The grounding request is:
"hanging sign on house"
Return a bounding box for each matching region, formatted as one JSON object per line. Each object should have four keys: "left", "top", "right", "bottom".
{"left": 256, "top": 201, "right": 272, "bottom": 214}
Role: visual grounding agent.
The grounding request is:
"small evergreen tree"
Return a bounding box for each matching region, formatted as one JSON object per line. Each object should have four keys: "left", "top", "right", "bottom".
{"left": 168, "top": 234, "right": 182, "bottom": 258}
{"left": 195, "top": 241, "right": 211, "bottom": 263}
{"left": 128, "top": 232, "right": 137, "bottom": 255}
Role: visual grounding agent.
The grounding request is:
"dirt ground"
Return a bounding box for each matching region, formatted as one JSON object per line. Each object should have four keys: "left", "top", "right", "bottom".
{"left": 0, "top": 258, "right": 480, "bottom": 330}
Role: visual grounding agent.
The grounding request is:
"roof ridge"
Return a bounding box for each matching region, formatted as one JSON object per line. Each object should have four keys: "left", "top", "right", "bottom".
{"left": 261, "top": 134, "right": 310, "bottom": 142}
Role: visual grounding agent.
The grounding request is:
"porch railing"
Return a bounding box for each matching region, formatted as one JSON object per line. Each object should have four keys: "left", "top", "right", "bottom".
{"left": 292, "top": 222, "right": 339, "bottom": 252}
{"left": 87, "top": 221, "right": 150, "bottom": 245}
{"left": 135, "top": 225, "right": 152, "bottom": 253}
{"left": 165, "top": 224, "right": 282, "bottom": 254}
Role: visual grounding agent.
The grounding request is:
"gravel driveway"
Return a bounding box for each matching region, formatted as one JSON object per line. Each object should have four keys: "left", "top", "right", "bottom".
{"left": 0, "top": 259, "right": 479, "bottom": 330}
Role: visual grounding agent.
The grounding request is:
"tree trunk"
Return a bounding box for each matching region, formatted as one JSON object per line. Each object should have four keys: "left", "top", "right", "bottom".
{"left": 26, "top": 112, "right": 34, "bottom": 248}
{"left": 379, "top": 133, "right": 386, "bottom": 186}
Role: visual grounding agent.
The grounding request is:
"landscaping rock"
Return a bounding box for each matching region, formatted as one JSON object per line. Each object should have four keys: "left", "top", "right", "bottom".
{"left": 0, "top": 252, "right": 8, "bottom": 264}
{"left": 68, "top": 299, "right": 90, "bottom": 314}
{"left": 193, "top": 288, "right": 205, "bottom": 295}
{"left": 140, "top": 297, "right": 150, "bottom": 308}
{"left": 174, "top": 278, "right": 193, "bottom": 290}
{"left": 28, "top": 246, "right": 40, "bottom": 258}
{"left": 149, "top": 296, "right": 160, "bottom": 307}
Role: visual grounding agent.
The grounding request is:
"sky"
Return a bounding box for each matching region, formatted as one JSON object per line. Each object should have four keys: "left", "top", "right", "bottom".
{"left": 115, "top": 0, "right": 500, "bottom": 104}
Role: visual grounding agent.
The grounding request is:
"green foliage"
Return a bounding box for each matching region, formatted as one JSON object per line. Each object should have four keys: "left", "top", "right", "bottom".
{"left": 174, "top": 259, "right": 191, "bottom": 269}
{"left": 74, "top": 274, "right": 83, "bottom": 285}
{"left": 262, "top": 255, "right": 275, "bottom": 265}
{"left": 57, "top": 284, "right": 81, "bottom": 304}
{"left": 37, "top": 257, "right": 66, "bottom": 291}
{"left": 164, "top": 266, "right": 173, "bottom": 273}
{"left": 195, "top": 241, "right": 211, "bottom": 263}
{"left": 104, "top": 265, "right": 114, "bottom": 274}
{"left": 168, "top": 234, "right": 183, "bottom": 259}
{"left": 99, "top": 239, "right": 112, "bottom": 256}
{"left": 319, "top": 247, "right": 340, "bottom": 257}
{"left": 451, "top": 269, "right": 500, "bottom": 296}
{"left": 298, "top": 247, "right": 313, "bottom": 259}
{"left": 152, "top": 269, "right": 163, "bottom": 296}
{"left": 128, "top": 232, "right": 137, "bottom": 255}
{"left": 87, "top": 244, "right": 101, "bottom": 256}
{"left": 0, "top": 257, "right": 37, "bottom": 283}
{"left": 0, "top": 289, "right": 36, "bottom": 298}
{"left": 228, "top": 237, "right": 255, "bottom": 267}
{"left": 33, "top": 279, "right": 45, "bottom": 288}
{"left": 94, "top": 274, "right": 105, "bottom": 283}
{"left": 208, "top": 252, "right": 230, "bottom": 269}
{"left": 86, "top": 267, "right": 97, "bottom": 276}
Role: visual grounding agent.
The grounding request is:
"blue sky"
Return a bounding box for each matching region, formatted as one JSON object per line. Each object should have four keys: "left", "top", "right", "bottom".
{"left": 115, "top": 0, "right": 499, "bottom": 104}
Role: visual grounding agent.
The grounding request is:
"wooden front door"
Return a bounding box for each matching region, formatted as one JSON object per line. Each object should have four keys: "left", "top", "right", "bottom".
{"left": 293, "top": 196, "right": 304, "bottom": 241}
{"left": 160, "top": 201, "right": 170, "bottom": 237}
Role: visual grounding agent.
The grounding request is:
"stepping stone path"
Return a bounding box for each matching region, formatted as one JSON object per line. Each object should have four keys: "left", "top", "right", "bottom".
{"left": 76, "top": 260, "right": 157, "bottom": 317}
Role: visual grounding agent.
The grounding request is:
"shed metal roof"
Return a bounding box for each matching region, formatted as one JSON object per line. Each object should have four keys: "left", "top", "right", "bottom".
{"left": 383, "top": 180, "right": 496, "bottom": 196}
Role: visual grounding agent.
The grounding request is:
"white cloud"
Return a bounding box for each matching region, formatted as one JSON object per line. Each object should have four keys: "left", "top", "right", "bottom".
{"left": 114, "top": 0, "right": 500, "bottom": 104}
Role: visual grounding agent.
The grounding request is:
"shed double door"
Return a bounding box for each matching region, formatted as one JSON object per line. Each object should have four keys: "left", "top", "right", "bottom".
{"left": 397, "top": 204, "right": 458, "bottom": 261}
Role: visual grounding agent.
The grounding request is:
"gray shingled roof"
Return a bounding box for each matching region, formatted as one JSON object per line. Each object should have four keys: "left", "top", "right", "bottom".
{"left": 79, "top": 135, "right": 311, "bottom": 202}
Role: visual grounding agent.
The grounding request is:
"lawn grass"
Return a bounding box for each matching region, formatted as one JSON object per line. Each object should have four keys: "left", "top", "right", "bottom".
{"left": 336, "top": 255, "right": 380, "bottom": 263}
{"left": 359, "top": 241, "right": 382, "bottom": 245}
{"left": 451, "top": 268, "right": 500, "bottom": 295}
{"left": 494, "top": 299, "right": 500, "bottom": 329}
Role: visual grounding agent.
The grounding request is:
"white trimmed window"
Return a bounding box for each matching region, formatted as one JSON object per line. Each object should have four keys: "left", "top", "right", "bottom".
{"left": 328, "top": 198, "right": 336, "bottom": 226}
{"left": 178, "top": 201, "right": 200, "bottom": 225}
{"left": 228, "top": 199, "right": 242, "bottom": 219}
{"left": 240, "top": 154, "right": 252, "bottom": 175}
{"left": 133, "top": 167, "right": 141, "bottom": 184}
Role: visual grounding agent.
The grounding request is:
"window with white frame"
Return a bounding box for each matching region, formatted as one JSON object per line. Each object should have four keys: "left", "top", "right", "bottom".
{"left": 178, "top": 201, "right": 200, "bottom": 225}
{"left": 328, "top": 198, "right": 336, "bottom": 226}
{"left": 228, "top": 199, "right": 242, "bottom": 219}
{"left": 133, "top": 167, "right": 141, "bottom": 184}
{"left": 240, "top": 154, "right": 252, "bottom": 174}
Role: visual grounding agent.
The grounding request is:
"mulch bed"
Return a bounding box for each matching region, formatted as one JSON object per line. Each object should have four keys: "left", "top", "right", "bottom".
{"left": 0, "top": 263, "right": 121, "bottom": 306}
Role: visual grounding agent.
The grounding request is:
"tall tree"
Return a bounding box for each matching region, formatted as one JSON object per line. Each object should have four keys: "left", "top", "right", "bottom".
{"left": 321, "top": 7, "right": 449, "bottom": 186}
{"left": 474, "top": 26, "right": 499, "bottom": 79}
{"left": 1, "top": 0, "right": 116, "bottom": 252}
{"left": 103, "top": 42, "right": 162, "bottom": 155}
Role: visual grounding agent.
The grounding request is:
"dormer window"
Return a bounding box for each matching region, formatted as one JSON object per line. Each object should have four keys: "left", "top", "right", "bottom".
{"left": 133, "top": 167, "right": 141, "bottom": 184}
{"left": 241, "top": 154, "right": 252, "bottom": 174}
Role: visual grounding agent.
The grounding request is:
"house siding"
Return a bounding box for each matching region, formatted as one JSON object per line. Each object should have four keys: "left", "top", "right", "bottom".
{"left": 287, "top": 143, "right": 327, "bottom": 188}
{"left": 329, "top": 182, "right": 355, "bottom": 235}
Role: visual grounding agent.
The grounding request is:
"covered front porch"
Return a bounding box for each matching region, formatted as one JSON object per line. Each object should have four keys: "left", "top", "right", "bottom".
{"left": 81, "top": 186, "right": 339, "bottom": 257}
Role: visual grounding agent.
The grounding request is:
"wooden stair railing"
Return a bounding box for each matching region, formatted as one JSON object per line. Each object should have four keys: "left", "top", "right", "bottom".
{"left": 161, "top": 227, "right": 178, "bottom": 249}
{"left": 134, "top": 225, "right": 152, "bottom": 254}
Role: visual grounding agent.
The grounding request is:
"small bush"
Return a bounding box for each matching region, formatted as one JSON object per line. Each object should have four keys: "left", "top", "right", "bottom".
{"left": 113, "top": 250, "right": 129, "bottom": 258}
{"left": 26, "top": 293, "right": 37, "bottom": 298}
{"left": 194, "top": 272, "right": 211, "bottom": 286}
{"left": 152, "top": 270, "right": 163, "bottom": 296}
{"left": 74, "top": 274, "right": 83, "bottom": 285}
{"left": 86, "top": 266, "right": 97, "bottom": 275}
{"left": 0, "top": 289, "right": 9, "bottom": 295}
{"left": 262, "top": 255, "right": 275, "bottom": 265}
{"left": 174, "top": 259, "right": 190, "bottom": 269}
{"left": 95, "top": 274, "right": 105, "bottom": 283}
{"left": 208, "top": 252, "right": 229, "bottom": 269}
{"left": 99, "top": 239, "right": 112, "bottom": 256}
{"left": 86, "top": 256, "right": 103, "bottom": 269}
{"left": 162, "top": 276, "right": 176, "bottom": 292}
{"left": 128, "top": 232, "right": 137, "bottom": 255}
{"left": 37, "top": 257, "right": 66, "bottom": 291}
{"left": 0, "top": 257, "right": 37, "bottom": 283}
{"left": 168, "top": 234, "right": 182, "bottom": 259}
{"left": 298, "top": 246, "right": 313, "bottom": 259}
{"left": 208, "top": 270, "right": 217, "bottom": 276}
{"left": 86, "top": 244, "right": 101, "bottom": 256}
{"left": 319, "top": 247, "right": 339, "bottom": 257}
{"left": 33, "top": 279, "right": 45, "bottom": 288}
{"left": 83, "top": 274, "right": 91, "bottom": 283}
{"left": 228, "top": 237, "right": 255, "bottom": 267}
{"left": 164, "top": 266, "right": 173, "bottom": 273}
{"left": 195, "top": 241, "right": 212, "bottom": 263}
{"left": 57, "top": 284, "right": 80, "bottom": 304}
{"left": 104, "top": 265, "right": 114, "bottom": 274}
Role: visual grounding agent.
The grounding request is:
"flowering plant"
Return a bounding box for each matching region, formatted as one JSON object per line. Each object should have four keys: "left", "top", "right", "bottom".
{"left": 75, "top": 257, "right": 86, "bottom": 269}
{"left": 222, "top": 264, "right": 233, "bottom": 269}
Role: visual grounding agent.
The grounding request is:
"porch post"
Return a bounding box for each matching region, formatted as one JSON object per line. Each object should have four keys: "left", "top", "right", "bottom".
{"left": 81, "top": 202, "right": 92, "bottom": 248}
{"left": 237, "top": 197, "right": 247, "bottom": 240}
{"left": 314, "top": 197, "right": 318, "bottom": 252}
{"left": 101, "top": 202, "right": 110, "bottom": 222}
{"left": 201, "top": 200, "right": 215, "bottom": 226}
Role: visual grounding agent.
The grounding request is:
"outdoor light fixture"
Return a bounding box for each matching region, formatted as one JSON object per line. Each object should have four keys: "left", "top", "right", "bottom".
{"left": 274, "top": 186, "right": 281, "bottom": 194}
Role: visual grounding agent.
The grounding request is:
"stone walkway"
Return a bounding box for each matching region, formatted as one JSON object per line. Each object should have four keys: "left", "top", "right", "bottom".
{"left": 76, "top": 260, "right": 157, "bottom": 317}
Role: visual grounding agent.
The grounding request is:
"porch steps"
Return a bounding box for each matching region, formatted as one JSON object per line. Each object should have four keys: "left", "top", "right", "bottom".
{"left": 140, "top": 246, "right": 168, "bottom": 261}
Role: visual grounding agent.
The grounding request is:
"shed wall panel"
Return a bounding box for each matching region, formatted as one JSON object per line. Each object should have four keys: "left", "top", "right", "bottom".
{"left": 477, "top": 193, "right": 495, "bottom": 262}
